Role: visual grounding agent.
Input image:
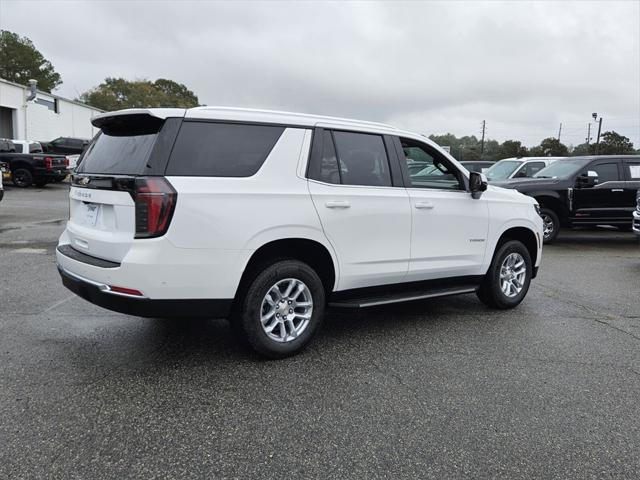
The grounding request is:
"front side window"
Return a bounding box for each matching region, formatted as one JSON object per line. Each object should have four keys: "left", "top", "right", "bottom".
{"left": 332, "top": 131, "right": 392, "bottom": 187}
{"left": 583, "top": 162, "right": 619, "bottom": 184}
{"left": 515, "top": 161, "right": 546, "bottom": 178}
{"left": 399, "top": 138, "right": 462, "bottom": 190}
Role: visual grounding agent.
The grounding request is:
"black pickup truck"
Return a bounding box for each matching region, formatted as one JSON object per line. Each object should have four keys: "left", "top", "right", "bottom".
{"left": 494, "top": 155, "right": 640, "bottom": 242}
{"left": 0, "top": 139, "right": 68, "bottom": 188}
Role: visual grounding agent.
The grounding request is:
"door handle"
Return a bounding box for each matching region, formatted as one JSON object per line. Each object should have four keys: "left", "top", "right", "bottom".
{"left": 415, "top": 201, "right": 435, "bottom": 210}
{"left": 611, "top": 189, "right": 624, "bottom": 192}
{"left": 325, "top": 200, "right": 351, "bottom": 209}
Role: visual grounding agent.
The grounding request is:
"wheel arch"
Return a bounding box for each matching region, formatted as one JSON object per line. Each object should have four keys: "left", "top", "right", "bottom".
{"left": 494, "top": 226, "right": 539, "bottom": 275}
{"left": 531, "top": 192, "right": 568, "bottom": 223}
{"left": 234, "top": 237, "right": 338, "bottom": 303}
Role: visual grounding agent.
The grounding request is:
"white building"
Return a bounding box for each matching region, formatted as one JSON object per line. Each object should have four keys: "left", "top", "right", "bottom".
{"left": 0, "top": 78, "right": 102, "bottom": 142}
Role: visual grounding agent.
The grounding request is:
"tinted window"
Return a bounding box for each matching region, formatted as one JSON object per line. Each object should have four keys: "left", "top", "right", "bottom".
{"left": 318, "top": 131, "right": 340, "bottom": 184}
{"left": 332, "top": 131, "right": 391, "bottom": 187}
{"left": 585, "top": 162, "right": 619, "bottom": 183}
{"left": 13, "top": 143, "right": 23, "bottom": 153}
{"left": 76, "top": 132, "right": 157, "bottom": 175}
{"left": 166, "top": 122, "right": 284, "bottom": 177}
{"left": 400, "top": 138, "right": 462, "bottom": 190}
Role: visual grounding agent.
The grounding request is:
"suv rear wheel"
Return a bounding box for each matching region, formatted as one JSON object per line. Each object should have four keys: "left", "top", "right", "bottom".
{"left": 477, "top": 240, "right": 532, "bottom": 309}
{"left": 233, "top": 259, "right": 325, "bottom": 358}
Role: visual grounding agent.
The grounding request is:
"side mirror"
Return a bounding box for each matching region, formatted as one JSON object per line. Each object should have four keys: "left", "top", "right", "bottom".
{"left": 470, "top": 171, "right": 488, "bottom": 199}
{"left": 576, "top": 170, "right": 598, "bottom": 188}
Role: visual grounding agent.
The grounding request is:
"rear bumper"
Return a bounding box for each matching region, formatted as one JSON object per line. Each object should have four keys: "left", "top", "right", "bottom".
{"left": 58, "top": 264, "right": 232, "bottom": 318}
{"left": 633, "top": 211, "right": 640, "bottom": 236}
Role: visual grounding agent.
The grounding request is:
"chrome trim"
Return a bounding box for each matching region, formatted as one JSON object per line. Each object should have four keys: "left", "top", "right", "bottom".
{"left": 57, "top": 265, "right": 147, "bottom": 299}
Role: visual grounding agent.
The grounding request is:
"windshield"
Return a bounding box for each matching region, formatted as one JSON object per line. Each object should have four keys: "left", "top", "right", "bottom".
{"left": 486, "top": 160, "right": 522, "bottom": 180}
{"left": 533, "top": 159, "right": 590, "bottom": 179}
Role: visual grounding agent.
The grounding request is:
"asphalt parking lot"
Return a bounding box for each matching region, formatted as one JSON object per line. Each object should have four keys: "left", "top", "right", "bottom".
{"left": 1, "top": 182, "right": 640, "bottom": 479}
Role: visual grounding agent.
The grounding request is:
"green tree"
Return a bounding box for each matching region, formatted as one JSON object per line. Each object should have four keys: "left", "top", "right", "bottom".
{"left": 497, "top": 140, "right": 528, "bottom": 160}
{"left": 570, "top": 143, "right": 591, "bottom": 156}
{"left": 530, "top": 137, "right": 569, "bottom": 157}
{"left": 0, "top": 30, "right": 62, "bottom": 92}
{"left": 594, "top": 131, "right": 635, "bottom": 155}
{"left": 80, "top": 77, "right": 199, "bottom": 111}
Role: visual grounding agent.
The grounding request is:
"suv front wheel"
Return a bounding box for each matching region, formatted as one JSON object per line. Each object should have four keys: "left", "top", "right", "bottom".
{"left": 477, "top": 240, "right": 532, "bottom": 309}
{"left": 539, "top": 208, "right": 559, "bottom": 243}
{"left": 233, "top": 259, "right": 325, "bottom": 358}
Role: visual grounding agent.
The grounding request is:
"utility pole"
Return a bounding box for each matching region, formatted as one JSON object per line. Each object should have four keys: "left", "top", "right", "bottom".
{"left": 595, "top": 117, "right": 603, "bottom": 154}
{"left": 558, "top": 122, "right": 562, "bottom": 142}
{"left": 480, "top": 120, "right": 486, "bottom": 157}
{"left": 586, "top": 123, "right": 591, "bottom": 145}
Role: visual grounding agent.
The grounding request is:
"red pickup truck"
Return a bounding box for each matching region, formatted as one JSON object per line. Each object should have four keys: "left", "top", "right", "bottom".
{"left": 0, "top": 139, "right": 68, "bottom": 188}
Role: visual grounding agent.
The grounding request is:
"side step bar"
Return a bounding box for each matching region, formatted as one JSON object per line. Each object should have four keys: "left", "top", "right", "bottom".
{"left": 329, "top": 285, "right": 478, "bottom": 309}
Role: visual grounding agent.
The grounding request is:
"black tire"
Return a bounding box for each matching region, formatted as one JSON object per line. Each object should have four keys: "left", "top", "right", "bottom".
{"left": 477, "top": 240, "right": 532, "bottom": 309}
{"left": 34, "top": 178, "right": 47, "bottom": 188}
{"left": 539, "top": 208, "right": 560, "bottom": 243}
{"left": 12, "top": 168, "right": 33, "bottom": 188}
{"left": 232, "top": 259, "right": 325, "bottom": 359}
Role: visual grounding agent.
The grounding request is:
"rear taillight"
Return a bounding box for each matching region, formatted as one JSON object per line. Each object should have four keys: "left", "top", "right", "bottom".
{"left": 132, "top": 177, "right": 177, "bottom": 239}
{"left": 64, "top": 156, "right": 70, "bottom": 167}
{"left": 44, "top": 157, "right": 53, "bottom": 170}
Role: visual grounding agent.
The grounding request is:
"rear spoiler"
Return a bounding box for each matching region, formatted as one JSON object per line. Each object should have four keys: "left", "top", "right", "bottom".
{"left": 91, "top": 108, "right": 186, "bottom": 129}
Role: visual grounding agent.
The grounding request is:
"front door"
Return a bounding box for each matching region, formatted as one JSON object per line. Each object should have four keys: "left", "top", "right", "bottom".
{"left": 394, "top": 137, "right": 489, "bottom": 282}
{"left": 572, "top": 160, "right": 626, "bottom": 223}
{"left": 307, "top": 129, "right": 411, "bottom": 291}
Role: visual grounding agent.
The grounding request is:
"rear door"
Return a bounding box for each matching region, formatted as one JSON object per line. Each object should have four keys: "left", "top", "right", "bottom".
{"left": 622, "top": 160, "right": 640, "bottom": 216}
{"left": 307, "top": 128, "right": 411, "bottom": 290}
{"left": 572, "top": 159, "right": 626, "bottom": 222}
{"left": 67, "top": 114, "right": 180, "bottom": 262}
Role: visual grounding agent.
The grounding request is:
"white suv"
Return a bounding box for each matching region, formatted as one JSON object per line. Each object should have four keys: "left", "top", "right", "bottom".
{"left": 57, "top": 107, "right": 543, "bottom": 358}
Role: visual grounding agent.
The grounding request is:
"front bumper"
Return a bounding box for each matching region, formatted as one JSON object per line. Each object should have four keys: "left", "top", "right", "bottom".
{"left": 633, "top": 211, "right": 640, "bottom": 236}
{"left": 58, "top": 264, "right": 232, "bottom": 318}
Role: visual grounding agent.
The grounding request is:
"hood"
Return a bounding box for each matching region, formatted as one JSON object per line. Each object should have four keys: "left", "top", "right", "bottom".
{"left": 491, "top": 177, "right": 562, "bottom": 189}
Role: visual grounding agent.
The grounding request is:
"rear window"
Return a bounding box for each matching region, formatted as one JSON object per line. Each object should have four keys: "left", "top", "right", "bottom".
{"left": 165, "top": 122, "right": 284, "bottom": 177}
{"left": 76, "top": 115, "right": 163, "bottom": 175}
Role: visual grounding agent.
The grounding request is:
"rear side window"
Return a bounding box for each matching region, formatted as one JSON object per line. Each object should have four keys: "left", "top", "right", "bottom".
{"left": 166, "top": 122, "right": 284, "bottom": 177}
{"left": 332, "top": 131, "right": 391, "bottom": 187}
{"left": 13, "top": 143, "right": 23, "bottom": 153}
{"left": 626, "top": 163, "right": 640, "bottom": 179}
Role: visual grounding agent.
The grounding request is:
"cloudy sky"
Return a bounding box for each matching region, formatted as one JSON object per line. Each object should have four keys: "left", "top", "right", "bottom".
{"left": 1, "top": 0, "right": 639, "bottom": 147}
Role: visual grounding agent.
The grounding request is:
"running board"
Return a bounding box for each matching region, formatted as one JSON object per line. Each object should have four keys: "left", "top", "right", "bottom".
{"left": 329, "top": 286, "right": 478, "bottom": 309}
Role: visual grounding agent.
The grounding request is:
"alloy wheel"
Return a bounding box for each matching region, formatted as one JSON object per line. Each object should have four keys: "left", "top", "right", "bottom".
{"left": 499, "top": 253, "right": 527, "bottom": 298}
{"left": 260, "top": 278, "right": 313, "bottom": 343}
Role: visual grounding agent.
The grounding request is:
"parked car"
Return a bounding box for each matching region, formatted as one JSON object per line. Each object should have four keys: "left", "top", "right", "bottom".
{"left": 41, "top": 137, "right": 90, "bottom": 156}
{"left": 66, "top": 154, "right": 81, "bottom": 174}
{"left": 633, "top": 189, "right": 640, "bottom": 238}
{"left": 11, "top": 140, "right": 44, "bottom": 154}
{"left": 0, "top": 161, "right": 6, "bottom": 201}
{"left": 57, "top": 107, "right": 543, "bottom": 358}
{"left": 0, "top": 138, "right": 68, "bottom": 188}
{"left": 486, "top": 157, "right": 564, "bottom": 182}
{"left": 494, "top": 155, "right": 640, "bottom": 243}
{"left": 460, "top": 161, "right": 494, "bottom": 173}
